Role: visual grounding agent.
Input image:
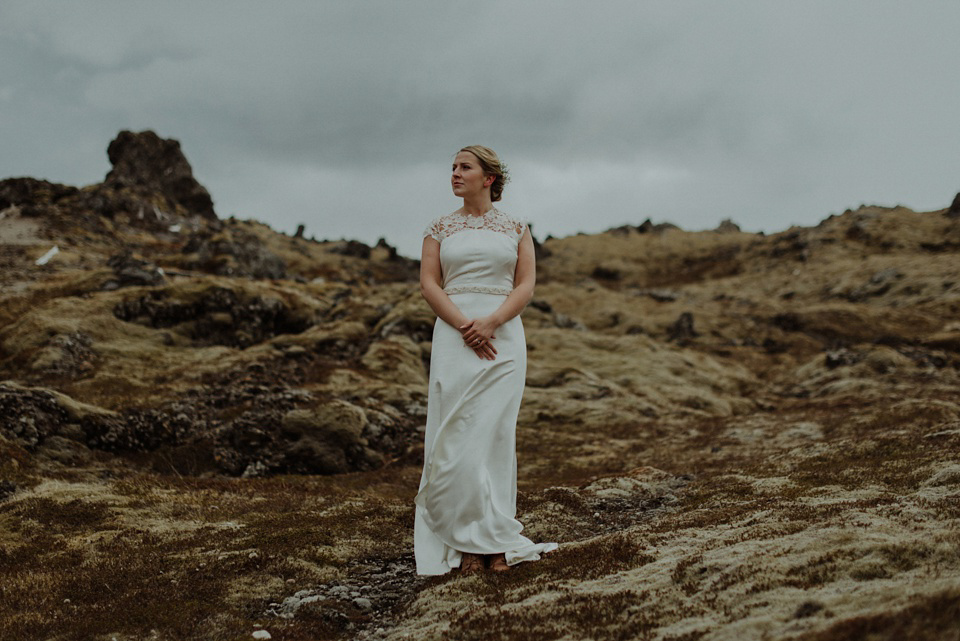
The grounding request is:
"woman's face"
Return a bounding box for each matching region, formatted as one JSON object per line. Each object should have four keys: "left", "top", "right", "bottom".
{"left": 451, "top": 151, "right": 491, "bottom": 198}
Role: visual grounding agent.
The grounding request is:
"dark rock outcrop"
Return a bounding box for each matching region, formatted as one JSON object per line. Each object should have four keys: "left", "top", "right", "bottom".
{"left": 112, "top": 285, "right": 311, "bottom": 349}
{"left": 667, "top": 312, "right": 699, "bottom": 344}
{"left": 947, "top": 192, "right": 960, "bottom": 218}
{"left": 104, "top": 130, "right": 216, "bottom": 220}
{"left": 0, "top": 383, "right": 69, "bottom": 447}
{"left": 180, "top": 226, "right": 286, "bottom": 279}
{"left": 715, "top": 218, "right": 741, "bottom": 233}
{"left": 329, "top": 240, "right": 372, "bottom": 259}
{"left": 104, "top": 252, "right": 166, "bottom": 290}
{"left": 0, "top": 178, "right": 78, "bottom": 214}
{"left": 592, "top": 266, "right": 621, "bottom": 281}
{"left": 374, "top": 237, "right": 404, "bottom": 261}
{"left": 637, "top": 218, "right": 681, "bottom": 234}
{"left": 529, "top": 223, "right": 551, "bottom": 259}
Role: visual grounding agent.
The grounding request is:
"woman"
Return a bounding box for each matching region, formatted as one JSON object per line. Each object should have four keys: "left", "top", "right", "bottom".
{"left": 414, "top": 145, "right": 558, "bottom": 575}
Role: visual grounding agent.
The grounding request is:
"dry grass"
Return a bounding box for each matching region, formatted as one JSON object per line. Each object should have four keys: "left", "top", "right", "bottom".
{"left": 3, "top": 203, "right": 960, "bottom": 639}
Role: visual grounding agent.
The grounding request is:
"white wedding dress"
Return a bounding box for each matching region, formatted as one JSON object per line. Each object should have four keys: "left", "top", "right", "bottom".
{"left": 414, "top": 207, "right": 558, "bottom": 575}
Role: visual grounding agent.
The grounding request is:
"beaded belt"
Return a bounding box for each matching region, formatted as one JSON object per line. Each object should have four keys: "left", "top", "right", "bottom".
{"left": 444, "top": 285, "right": 512, "bottom": 295}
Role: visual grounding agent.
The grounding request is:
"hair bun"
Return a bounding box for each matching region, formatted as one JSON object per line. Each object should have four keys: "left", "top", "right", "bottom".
{"left": 459, "top": 145, "right": 509, "bottom": 202}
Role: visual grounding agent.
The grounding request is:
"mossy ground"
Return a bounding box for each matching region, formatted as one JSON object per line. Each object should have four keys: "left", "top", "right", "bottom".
{"left": 3, "top": 203, "right": 960, "bottom": 639}
{"left": 4, "top": 384, "right": 960, "bottom": 641}
{"left": 0, "top": 461, "right": 422, "bottom": 641}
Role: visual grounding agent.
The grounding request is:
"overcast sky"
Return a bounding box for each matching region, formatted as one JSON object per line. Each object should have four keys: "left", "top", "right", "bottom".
{"left": 2, "top": 1, "right": 958, "bottom": 257}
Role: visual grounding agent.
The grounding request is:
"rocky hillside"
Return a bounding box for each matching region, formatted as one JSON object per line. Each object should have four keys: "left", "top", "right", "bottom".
{"left": 1, "top": 131, "right": 959, "bottom": 640}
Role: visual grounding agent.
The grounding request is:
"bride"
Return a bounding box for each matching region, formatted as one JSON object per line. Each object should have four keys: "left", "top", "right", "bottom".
{"left": 414, "top": 145, "right": 558, "bottom": 575}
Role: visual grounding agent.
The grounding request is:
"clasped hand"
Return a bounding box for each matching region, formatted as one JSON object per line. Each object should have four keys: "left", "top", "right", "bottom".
{"left": 459, "top": 317, "right": 499, "bottom": 360}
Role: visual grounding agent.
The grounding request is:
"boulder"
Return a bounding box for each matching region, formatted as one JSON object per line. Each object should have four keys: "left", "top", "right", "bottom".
{"left": 278, "top": 401, "right": 383, "bottom": 474}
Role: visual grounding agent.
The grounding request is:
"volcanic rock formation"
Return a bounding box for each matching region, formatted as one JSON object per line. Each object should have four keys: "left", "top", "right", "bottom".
{"left": 105, "top": 129, "right": 217, "bottom": 220}
{"left": 1, "top": 134, "right": 959, "bottom": 640}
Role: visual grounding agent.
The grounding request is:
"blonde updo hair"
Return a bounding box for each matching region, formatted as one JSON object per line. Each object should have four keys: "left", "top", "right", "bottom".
{"left": 459, "top": 145, "right": 510, "bottom": 202}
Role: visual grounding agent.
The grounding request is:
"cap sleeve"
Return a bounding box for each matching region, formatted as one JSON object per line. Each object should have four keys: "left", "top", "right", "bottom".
{"left": 516, "top": 220, "right": 528, "bottom": 240}
{"left": 423, "top": 216, "right": 443, "bottom": 243}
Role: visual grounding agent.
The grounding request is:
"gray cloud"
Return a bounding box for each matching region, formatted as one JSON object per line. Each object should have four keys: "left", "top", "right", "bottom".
{"left": 2, "top": 1, "right": 959, "bottom": 257}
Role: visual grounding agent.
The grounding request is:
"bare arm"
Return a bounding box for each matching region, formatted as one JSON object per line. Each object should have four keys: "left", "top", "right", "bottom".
{"left": 419, "top": 236, "right": 467, "bottom": 328}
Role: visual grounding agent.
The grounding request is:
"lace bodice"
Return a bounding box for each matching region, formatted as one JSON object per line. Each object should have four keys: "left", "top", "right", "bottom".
{"left": 423, "top": 208, "right": 528, "bottom": 296}
{"left": 423, "top": 208, "right": 527, "bottom": 244}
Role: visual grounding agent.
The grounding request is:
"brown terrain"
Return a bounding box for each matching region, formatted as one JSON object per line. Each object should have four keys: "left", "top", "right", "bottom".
{"left": 1, "top": 131, "right": 959, "bottom": 641}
